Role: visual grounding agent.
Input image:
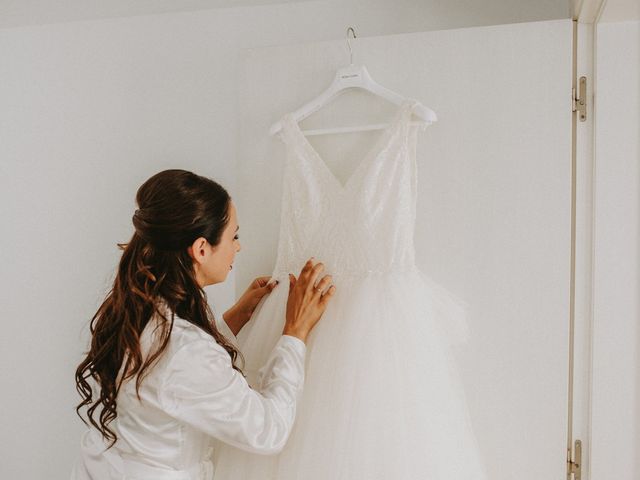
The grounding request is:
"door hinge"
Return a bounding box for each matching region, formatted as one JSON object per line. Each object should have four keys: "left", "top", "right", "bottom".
{"left": 567, "top": 439, "right": 582, "bottom": 480}
{"left": 572, "top": 76, "right": 587, "bottom": 122}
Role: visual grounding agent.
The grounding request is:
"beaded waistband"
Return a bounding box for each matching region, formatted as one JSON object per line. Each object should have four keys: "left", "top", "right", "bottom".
{"left": 270, "top": 264, "right": 418, "bottom": 279}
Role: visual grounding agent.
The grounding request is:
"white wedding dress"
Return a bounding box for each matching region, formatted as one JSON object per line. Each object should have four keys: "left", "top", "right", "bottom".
{"left": 214, "top": 99, "right": 489, "bottom": 479}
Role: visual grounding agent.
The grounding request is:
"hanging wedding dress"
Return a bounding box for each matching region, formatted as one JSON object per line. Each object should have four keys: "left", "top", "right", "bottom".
{"left": 213, "top": 99, "right": 489, "bottom": 480}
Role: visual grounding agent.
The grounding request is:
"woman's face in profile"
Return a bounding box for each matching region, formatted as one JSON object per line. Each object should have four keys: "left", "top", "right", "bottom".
{"left": 190, "top": 201, "right": 241, "bottom": 286}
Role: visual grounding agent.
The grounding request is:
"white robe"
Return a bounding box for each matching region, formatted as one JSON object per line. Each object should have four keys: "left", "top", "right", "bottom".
{"left": 70, "top": 304, "right": 306, "bottom": 480}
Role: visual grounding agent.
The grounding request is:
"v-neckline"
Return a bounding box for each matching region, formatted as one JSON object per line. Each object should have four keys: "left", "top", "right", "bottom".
{"left": 283, "top": 99, "right": 415, "bottom": 193}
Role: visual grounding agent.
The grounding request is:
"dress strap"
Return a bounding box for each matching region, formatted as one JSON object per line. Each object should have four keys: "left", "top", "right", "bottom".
{"left": 400, "top": 98, "right": 426, "bottom": 130}
{"left": 274, "top": 113, "right": 299, "bottom": 147}
{"left": 402, "top": 98, "right": 433, "bottom": 133}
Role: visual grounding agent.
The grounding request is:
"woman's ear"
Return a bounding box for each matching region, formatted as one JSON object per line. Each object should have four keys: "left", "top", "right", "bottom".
{"left": 187, "top": 237, "right": 208, "bottom": 265}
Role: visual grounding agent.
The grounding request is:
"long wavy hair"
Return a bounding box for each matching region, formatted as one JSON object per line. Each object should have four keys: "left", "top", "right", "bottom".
{"left": 74, "top": 169, "right": 243, "bottom": 448}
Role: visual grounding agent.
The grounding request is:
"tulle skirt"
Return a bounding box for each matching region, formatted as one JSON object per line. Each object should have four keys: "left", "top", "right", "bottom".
{"left": 212, "top": 266, "right": 488, "bottom": 480}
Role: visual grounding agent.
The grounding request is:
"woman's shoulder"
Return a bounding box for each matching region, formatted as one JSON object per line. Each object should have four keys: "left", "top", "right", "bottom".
{"left": 170, "top": 316, "right": 214, "bottom": 346}
{"left": 154, "top": 300, "right": 227, "bottom": 355}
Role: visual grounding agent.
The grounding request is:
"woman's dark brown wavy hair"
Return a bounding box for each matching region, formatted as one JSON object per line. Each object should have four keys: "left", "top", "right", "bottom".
{"left": 74, "top": 169, "right": 243, "bottom": 448}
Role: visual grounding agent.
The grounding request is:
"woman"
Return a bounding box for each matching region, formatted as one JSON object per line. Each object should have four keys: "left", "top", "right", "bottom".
{"left": 71, "top": 169, "right": 335, "bottom": 479}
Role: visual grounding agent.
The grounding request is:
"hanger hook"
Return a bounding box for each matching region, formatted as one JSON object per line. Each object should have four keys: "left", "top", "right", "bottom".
{"left": 346, "top": 27, "right": 357, "bottom": 65}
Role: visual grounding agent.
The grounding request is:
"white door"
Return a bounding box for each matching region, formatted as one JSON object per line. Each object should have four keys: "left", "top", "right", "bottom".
{"left": 235, "top": 19, "right": 573, "bottom": 480}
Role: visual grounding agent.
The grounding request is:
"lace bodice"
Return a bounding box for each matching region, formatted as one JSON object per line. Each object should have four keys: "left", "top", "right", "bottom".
{"left": 271, "top": 99, "right": 425, "bottom": 279}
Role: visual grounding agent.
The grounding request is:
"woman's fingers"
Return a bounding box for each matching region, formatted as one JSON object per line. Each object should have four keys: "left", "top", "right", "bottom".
{"left": 319, "top": 283, "right": 336, "bottom": 305}
{"left": 298, "top": 258, "right": 334, "bottom": 300}
{"left": 313, "top": 274, "right": 333, "bottom": 296}
{"left": 305, "top": 262, "right": 325, "bottom": 294}
{"left": 300, "top": 258, "right": 315, "bottom": 279}
{"left": 283, "top": 258, "right": 336, "bottom": 342}
{"left": 297, "top": 258, "right": 319, "bottom": 288}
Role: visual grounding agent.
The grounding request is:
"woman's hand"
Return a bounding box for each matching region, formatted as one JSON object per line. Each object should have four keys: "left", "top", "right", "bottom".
{"left": 283, "top": 258, "right": 335, "bottom": 343}
{"left": 223, "top": 276, "right": 278, "bottom": 336}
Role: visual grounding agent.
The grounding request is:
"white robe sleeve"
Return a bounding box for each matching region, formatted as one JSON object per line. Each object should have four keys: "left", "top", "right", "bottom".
{"left": 158, "top": 334, "right": 306, "bottom": 455}
{"left": 214, "top": 315, "right": 239, "bottom": 349}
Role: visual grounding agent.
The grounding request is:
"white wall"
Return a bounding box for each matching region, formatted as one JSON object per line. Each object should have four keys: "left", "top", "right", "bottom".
{"left": 591, "top": 19, "right": 640, "bottom": 480}
{"left": 0, "top": 2, "right": 572, "bottom": 479}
